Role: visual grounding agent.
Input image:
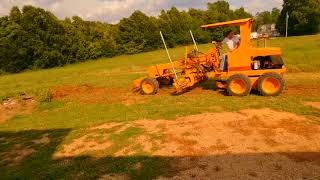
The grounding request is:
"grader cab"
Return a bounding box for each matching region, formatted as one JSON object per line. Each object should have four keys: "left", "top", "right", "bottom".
{"left": 133, "top": 18, "right": 286, "bottom": 96}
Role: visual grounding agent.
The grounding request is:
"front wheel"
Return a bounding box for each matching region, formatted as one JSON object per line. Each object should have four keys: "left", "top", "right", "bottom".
{"left": 226, "top": 74, "right": 252, "bottom": 96}
{"left": 140, "top": 78, "right": 159, "bottom": 95}
{"left": 257, "top": 72, "right": 285, "bottom": 96}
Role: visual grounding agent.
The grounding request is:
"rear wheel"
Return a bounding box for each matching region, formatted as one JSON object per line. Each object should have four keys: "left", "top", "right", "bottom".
{"left": 226, "top": 74, "right": 252, "bottom": 96}
{"left": 258, "top": 72, "right": 284, "bottom": 96}
{"left": 140, "top": 78, "right": 159, "bottom": 95}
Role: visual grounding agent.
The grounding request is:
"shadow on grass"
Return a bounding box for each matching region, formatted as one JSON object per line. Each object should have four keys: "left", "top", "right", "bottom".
{"left": 198, "top": 78, "right": 229, "bottom": 96}
{"left": 0, "top": 129, "right": 319, "bottom": 179}
{"left": 198, "top": 78, "right": 264, "bottom": 96}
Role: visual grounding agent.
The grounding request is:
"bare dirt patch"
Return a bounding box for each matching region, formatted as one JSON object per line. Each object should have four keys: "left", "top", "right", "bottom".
{"left": 285, "top": 72, "right": 320, "bottom": 80}
{"left": 184, "top": 87, "right": 214, "bottom": 96}
{"left": 0, "top": 98, "right": 36, "bottom": 123}
{"left": 58, "top": 109, "right": 320, "bottom": 158}
{"left": 160, "top": 83, "right": 320, "bottom": 97}
{"left": 54, "top": 109, "right": 320, "bottom": 179}
{"left": 51, "top": 85, "right": 147, "bottom": 105}
{"left": 0, "top": 144, "right": 35, "bottom": 166}
{"left": 51, "top": 85, "right": 126, "bottom": 104}
{"left": 127, "top": 109, "right": 318, "bottom": 158}
{"left": 93, "top": 69, "right": 145, "bottom": 77}
{"left": 99, "top": 173, "right": 129, "bottom": 180}
{"left": 53, "top": 134, "right": 112, "bottom": 158}
{"left": 56, "top": 123, "right": 140, "bottom": 158}
{"left": 305, "top": 102, "right": 320, "bottom": 109}
{"left": 32, "top": 134, "right": 50, "bottom": 145}
{"left": 90, "top": 123, "right": 123, "bottom": 130}
{"left": 157, "top": 153, "right": 320, "bottom": 180}
{"left": 284, "top": 85, "right": 320, "bottom": 96}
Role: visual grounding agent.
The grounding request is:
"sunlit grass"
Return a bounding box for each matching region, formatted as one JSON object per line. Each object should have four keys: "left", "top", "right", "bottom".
{"left": 0, "top": 35, "right": 320, "bottom": 179}
{"left": 1, "top": 34, "right": 319, "bottom": 100}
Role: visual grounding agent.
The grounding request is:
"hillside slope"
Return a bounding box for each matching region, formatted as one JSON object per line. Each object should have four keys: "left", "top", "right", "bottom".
{"left": 0, "top": 35, "right": 319, "bottom": 179}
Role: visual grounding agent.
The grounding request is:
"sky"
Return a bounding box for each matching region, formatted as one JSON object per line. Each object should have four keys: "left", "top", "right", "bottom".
{"left": 0, "top": 0, "right": 283, "bottom": 23}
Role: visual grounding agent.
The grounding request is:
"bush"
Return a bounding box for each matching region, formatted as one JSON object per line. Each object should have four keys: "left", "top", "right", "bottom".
{"left": 34, "top": 51, "right": 65, "bottom": 69}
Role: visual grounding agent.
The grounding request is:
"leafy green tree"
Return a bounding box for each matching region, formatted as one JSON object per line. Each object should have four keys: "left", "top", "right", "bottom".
{"left": 9, "top": 6, "right": 22, "bottom": 23}
{"left": 207, "top": 1, "right": 233, "bottom": 22}
{"left": 0, "top": 3, "right": 254, "bottom": 73}
{"left": 233, "top": 7, "right": 252, "bottom": 19}
{"left": 0, "top": 16, "right": 29, "bottom": 72}
{"left": 254, "top": 11, "right": 272, "bottom": 31}
{"left": 159, "top": 7, "right": 198, "bottom": 46}
{"left": 271, "top": 8, "right": 281, "bottom": 23}
{"left": 205, "top": 1, "right": 251, "bottom": 41}
{"left": 116, "top": 11, "right": 160, "bottom": 54}
{"left": 253, "top": 8, "right": 280, "bottom": 31}
{"left": 277, "top": 0, "right": 320, "bottom": 35}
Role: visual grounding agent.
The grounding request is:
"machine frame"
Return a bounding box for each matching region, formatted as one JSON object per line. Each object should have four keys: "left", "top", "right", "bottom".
{"left": 134, "top": 18, "right": 286, "bottom": 96}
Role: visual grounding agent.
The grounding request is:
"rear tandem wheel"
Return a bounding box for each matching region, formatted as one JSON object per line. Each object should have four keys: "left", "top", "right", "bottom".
{"left": 226, "top": 74, "right": 252, "bottom": 96}
{"left": 257, "top": 72, "right": 285, "bottom": 96}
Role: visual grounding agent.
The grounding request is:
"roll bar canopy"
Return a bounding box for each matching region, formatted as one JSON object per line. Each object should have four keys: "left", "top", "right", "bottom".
{"left": 201, "top": 18, "right": 253, "bottom": 29}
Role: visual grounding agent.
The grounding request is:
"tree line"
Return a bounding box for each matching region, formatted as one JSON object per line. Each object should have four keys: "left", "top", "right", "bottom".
{"left": 0, "top": 0, "right": 319, "bottom": 73}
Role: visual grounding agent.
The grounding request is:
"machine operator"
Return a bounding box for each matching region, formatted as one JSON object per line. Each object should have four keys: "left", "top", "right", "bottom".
{"left": 220, "top": 30, "right": 240, "bottom": 71}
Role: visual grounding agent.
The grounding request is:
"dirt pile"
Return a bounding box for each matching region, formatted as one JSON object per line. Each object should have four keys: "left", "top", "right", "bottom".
{"left": 284, "top": 85, "right": 320, "bottom": 96}
{"left": 51, "top": 85, "right": 146, "bottom": 105}
{"left": 0, "top": 145, "right": 35, "bottom": 166}
{"left": 130, "top": 109, "right": 320, "bottom": 157}
{"left": 53, "top": 134, "right": 112, "bottom": 158}
{"left": 305, "top": 102, "right": 320, "bottom": 110}
{"left": 0, "top": 134, "right": 51, "bottom": 166}
{"left": 54, "top": 109, "right": 320, "bottom": 179}
{"left": 0, "top": 97, "right": 36, "bottom": 123}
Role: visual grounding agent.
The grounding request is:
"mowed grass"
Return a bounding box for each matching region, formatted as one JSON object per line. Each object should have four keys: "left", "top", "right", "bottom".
{"left": 1, "top": 34, "right": 319, "bottom": 100}
{"left": 0, "top": 35, "right": 320, "bottom": 179}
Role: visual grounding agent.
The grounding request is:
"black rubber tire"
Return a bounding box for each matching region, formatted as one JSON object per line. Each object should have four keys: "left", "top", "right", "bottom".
{"left": 257, "top": 72, "right": 285, "bottom": 96}
{"left": 226, "top": 74, "right": 252, "bottom": 96}
{"left": 140, "top": 78, "right": 160, "bottom": 95}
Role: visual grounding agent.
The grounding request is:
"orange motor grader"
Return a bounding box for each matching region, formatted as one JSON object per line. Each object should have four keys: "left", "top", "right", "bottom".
{"left": 133, "top": 18, "right": 286, "bottom": 96}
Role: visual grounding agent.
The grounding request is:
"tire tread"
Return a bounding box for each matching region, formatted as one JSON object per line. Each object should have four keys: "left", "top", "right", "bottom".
{"left": 226, "top": 74, "right": 252, "bottom": 96}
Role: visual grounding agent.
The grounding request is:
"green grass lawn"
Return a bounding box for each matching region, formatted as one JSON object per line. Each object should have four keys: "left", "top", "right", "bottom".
{"left": 0, "top": 35, "right": 320, "bottom": 179}
{"left": 1, "top": 35, "right": 320, "bottom": 100}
